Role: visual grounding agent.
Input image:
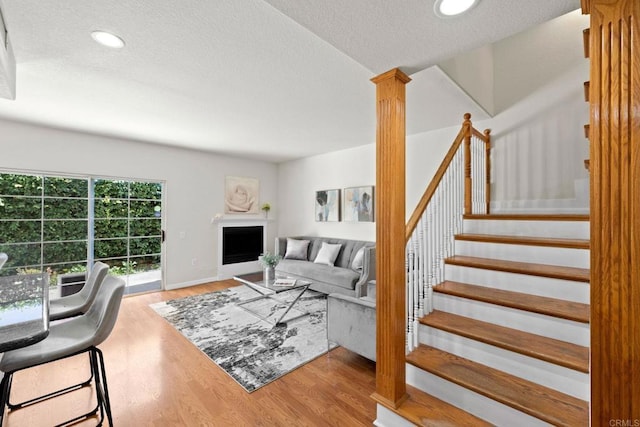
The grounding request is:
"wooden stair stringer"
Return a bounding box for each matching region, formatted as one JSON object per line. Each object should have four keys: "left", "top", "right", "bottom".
{"left": 406, "top": 345, "right": 589, "bottom": 426}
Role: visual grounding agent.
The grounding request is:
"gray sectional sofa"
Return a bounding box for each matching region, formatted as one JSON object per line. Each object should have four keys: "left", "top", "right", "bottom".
{"left": 327, "top": 288, "right": 376, "bottom": 361}
{"left": 274, "top": 236, "right": 375, "bottom": 297}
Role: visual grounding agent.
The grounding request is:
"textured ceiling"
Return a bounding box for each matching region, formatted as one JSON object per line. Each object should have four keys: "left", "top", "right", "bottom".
{"left": 0, "top": 0, "right": 580, "bottom": 163}
{"left": 263, "top": 0, "right": 579, "bottom": 74}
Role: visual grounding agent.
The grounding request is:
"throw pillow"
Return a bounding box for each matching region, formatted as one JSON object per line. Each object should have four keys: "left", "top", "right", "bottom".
{"left": 314, "top": 242, "right": 342, "bottom": 266}
{"left": 351, "top": 247, "right": 365, "bottom": 271}
{"left": 284, "top": 238, "right": 310, "bottom": 260}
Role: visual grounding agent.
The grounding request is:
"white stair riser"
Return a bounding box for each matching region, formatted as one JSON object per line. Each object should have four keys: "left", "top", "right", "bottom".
{"left": 444, "top": 265, "right": 590, "bottom": 304}
{"left": 433, "top": 293, "right": 590, "bottom": 346}
{"left": 463, "top": 219, "right": 589, "bottom": 239}
{"left": 454, "top": 241, "right": 590, "bottom": 269}
{"left": 374, "top": 405, "right": 415, "bottom": 427}
{"left": 418, "top": 325, "right": 589, "bottom": 400}
{"left": 406, "top": 365, "right": 551, "bottom": 427}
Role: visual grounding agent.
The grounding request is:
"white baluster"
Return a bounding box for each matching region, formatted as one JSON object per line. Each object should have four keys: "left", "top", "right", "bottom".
{"left": 412, "top": 235, "right": 420, "bottom": 336}
{"left": 418, "top": 217, "right": 425, "bottom": 318}
{"left": 476, "top": 138, "right": 484, "bottom": 213}
{"left": 448, "top": 167, "right": 455, "bottom": 257}
{"left": 481, "top": 137, "right": 487, "bottom": 211}
{"left": 406, "top": 241, "right": 414, "bottom": 351}
{"left": 471, "top": 137, "right": 475, "bottom": 214}
{"left": 473, "top": 136, "right": 478, "bottom": 213}
{"left": 455, "top": 144, "right": 463, "bottom": 252}
{"left": 421, "top": 216, "right": 429, "bottom": 314}
{"left": 427, "top": 203, "right": 434, "bottom": 313}
{"left": 438, "top": 186, "right": 444, "bottom": 284}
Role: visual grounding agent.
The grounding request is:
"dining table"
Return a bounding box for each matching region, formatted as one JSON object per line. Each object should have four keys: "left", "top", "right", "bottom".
{"left": 0, "top": 273, "right": 50, "bottom": 353}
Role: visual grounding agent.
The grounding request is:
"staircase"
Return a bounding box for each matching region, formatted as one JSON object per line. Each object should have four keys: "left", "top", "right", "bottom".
{"left": 396, "top": 214, "right": 590, "bottom": 426}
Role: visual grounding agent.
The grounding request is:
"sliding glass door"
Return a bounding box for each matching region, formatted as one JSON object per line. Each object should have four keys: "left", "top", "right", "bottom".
{"left": 93, "top": 179, "right": 162, "bottom": 293}
{"left": 0, "top": 172, "right": 163, "bottom": 294}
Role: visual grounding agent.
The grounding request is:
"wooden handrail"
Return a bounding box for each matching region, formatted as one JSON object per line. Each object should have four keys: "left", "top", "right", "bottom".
{"left": 471, "top": 128, "right": 487, "bottom": 140}
{"left": 405, "top": 129, "right": 465, "bottom": 242}
{"left": 405, "top": 113, "right": 491, "bottom": 241}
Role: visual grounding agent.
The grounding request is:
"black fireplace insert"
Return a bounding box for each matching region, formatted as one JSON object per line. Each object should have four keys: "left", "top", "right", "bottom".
{"left": 222, "top": 226, "right": 263, "bottom": 265}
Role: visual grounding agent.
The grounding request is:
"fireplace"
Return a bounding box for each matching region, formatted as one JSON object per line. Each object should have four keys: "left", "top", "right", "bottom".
{"left": 222, "top": 226, "right": 263, "bottom": 265}
{"left": 216, "top": 219, "right": 268, "bottom": 279}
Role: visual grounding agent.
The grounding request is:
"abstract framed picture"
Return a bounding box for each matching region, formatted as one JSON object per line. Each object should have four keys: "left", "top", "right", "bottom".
{"left": 224, "top": 176, "right": 259, "bottom": 214}
{"left": 342, "top": 186, "right": 374, "bottom": 222}
{"left": 315, "top": 189, "right": 341, "bottom": 222}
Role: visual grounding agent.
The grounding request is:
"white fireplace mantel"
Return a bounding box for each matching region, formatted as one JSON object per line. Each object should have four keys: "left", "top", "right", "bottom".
{"left": 216, "top": 217, "right": 268, "bottom": 279}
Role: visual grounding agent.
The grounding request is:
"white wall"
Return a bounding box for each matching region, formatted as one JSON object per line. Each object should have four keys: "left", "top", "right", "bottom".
{"left": 493, "top": 10, "right": 589, "bottom": 114}
{"left": 0, "top": 54, "right": 589, "bottom": 288}
{"left": 276, "top": 126, "right": 457, "bottom": 242}
{"left": 276, "top": 144, "right": 376, "bottom": 243}
{"left": 476, "top": 61, "right": 590, "bottom": 212}
{"left": 0, "top": 118, "right": 278, "bottom": 289}
{"left": 277, "top": 60, "right": 590, "bottom": 240}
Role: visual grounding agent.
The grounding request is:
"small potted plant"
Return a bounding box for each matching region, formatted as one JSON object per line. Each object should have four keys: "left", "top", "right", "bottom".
{"left": 259, "top": 251, "right": 281, "bottom": 283}
{"left": 261, "top": 202, "right": 271, "bottom": 218}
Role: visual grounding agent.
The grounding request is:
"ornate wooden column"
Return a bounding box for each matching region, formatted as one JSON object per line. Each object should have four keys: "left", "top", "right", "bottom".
{"left": 371, "top": 68, "right": 410, "bottom": 408}
{"left": 583, "top": 0, "right": 640, "bottom": 423}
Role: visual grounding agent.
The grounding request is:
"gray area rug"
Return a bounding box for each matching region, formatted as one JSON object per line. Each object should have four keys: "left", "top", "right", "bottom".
{"left": 150, "top": 285, "right": 332, "bottom": 392}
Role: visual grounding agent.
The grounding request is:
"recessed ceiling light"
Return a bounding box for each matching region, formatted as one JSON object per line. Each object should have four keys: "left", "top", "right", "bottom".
{"left": 434, "top": 0, "right": 479, "bottom": 18}
{"left": 91, "top": 30, "right": 125, "bottom": 49}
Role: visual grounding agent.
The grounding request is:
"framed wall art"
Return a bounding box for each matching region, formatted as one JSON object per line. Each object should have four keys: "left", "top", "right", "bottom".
{"left": 342, "top": 186, "right": 374, "bottom": 222}
{"left": 315, "top": 189, "right": 341, "bottom": 222}
{"left": 224, "top": 176, "right": 259, "bottom": 214}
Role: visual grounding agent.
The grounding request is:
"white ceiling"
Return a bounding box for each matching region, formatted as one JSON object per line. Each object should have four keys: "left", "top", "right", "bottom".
{"left": 0, "top": 0, "right": 580, "bottom": 163}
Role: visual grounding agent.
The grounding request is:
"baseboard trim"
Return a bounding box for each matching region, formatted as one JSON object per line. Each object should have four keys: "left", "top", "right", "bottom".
{"left": 373, "top": 404, "right": 415, "bottom": 427}
{"left": 165, "top": 276, "right": 218, "bottom": 290}
{"left": 490, "top": 198, "right": 588, "bottom": 214}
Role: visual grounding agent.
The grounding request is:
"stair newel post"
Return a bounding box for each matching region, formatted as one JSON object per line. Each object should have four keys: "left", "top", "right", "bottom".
{"left": 371, "top": 68, "right": 411, "bottom": 408}
{"left": 584, "top": 0, "right": 640, "bottom": 423}
{"left": 463, "top": 113, "right": 473, "bottom": 215}
{"left": 484, "top": 129, "right": 492, "bottom": 214}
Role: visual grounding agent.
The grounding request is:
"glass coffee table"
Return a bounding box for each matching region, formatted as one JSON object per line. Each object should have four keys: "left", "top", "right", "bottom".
{"left": 233, "top": 271, "right": 312, "bottom": 326}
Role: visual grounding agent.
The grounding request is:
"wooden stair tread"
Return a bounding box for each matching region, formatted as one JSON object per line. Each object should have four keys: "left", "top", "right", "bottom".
{"left": 445, "top": 255, "right": 590, "bottom": 282}
{"left": 376, "top": 385, "right": 492, "bottom": 426}
{"left": 463, "top": 214, "right": 589, "bottom": 221}
{"left": 420, "top": 310, "right": 589, "bottom": 372}
{"left": 406, "top": 346, "right": 589, "bottom": 426}
{"left": 455, "top": 233, "right": 590, "bottom": 249}
{"left": 435, "top": 281, "right": 590, "bottom": 323}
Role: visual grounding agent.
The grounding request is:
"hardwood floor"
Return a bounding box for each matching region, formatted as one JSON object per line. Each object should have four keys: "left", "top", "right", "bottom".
{"left": 4, "top": 280, "right": 377, "bottom": 426}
